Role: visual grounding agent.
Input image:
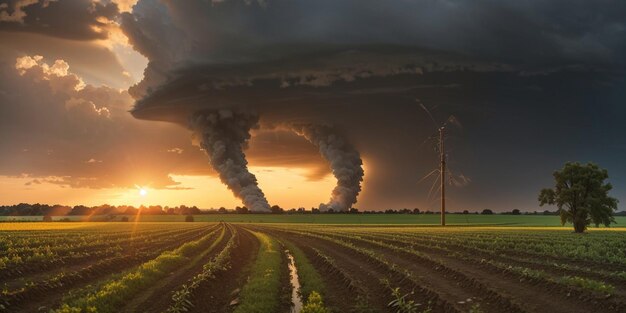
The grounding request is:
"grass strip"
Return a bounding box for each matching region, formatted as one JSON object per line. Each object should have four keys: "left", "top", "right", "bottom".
{"left": 233, "top": 231, "right": 282, "bottom": 313}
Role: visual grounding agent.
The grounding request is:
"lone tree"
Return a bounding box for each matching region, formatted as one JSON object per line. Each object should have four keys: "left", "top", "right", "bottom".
{"left": 539, "top": 162, "right": 618, "bottom": 233}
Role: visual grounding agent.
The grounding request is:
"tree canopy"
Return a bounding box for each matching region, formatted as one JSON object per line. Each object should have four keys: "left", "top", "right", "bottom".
{"left": 539, "top": 162, "right": 618, "bottom": 233}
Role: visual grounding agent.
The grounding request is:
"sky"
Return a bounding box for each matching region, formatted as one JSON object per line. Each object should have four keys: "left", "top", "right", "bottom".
{"left": 0, "top": 0, "right": 624, "bottom": 212}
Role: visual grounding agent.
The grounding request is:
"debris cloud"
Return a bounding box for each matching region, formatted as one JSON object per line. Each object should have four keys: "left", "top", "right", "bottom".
{"left": 289, "top": 124, "right": 364, "bottom": 211}
{"left": 190, "top": 110, "right": 270, "bottom": 212}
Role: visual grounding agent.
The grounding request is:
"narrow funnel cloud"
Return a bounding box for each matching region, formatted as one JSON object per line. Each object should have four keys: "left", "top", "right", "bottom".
{"left": 190, "top": 110, "right": 270, "bottom": 212}
{"left": 290, "top": 124, "right": 364, "bottom": 211}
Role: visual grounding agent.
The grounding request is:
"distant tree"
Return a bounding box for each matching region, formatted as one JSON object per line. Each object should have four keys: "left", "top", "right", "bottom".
{"left": 462, "top": 210, "right": 469, "bottom": 214}
{"left": 270, "top": 205, "right": 284, "bottom": 214}
{"left": 122, "top": 206, "right": 138, "bottom": 215}
{"left": 235, "top": 206, "right": 249, "bottom": 214}
{"left": 42, "top": 214, "right": 53, "bottom": 222}
{"left": 412, "top": 208, "right": 420, "bottom": 214}
{"left": 218, "top": 207, "right": 227, "bottom": 214}
{"left": 539, "top": 162, "right": 618, "bottom": 233}
{"left": 120, "top": 216, "right": 129, "bottom": 222}
{"left": 349, "top": 208, "right": 359, "bottom": 214}
{"left": 311, "top": 208, "right": 320, "bottom": 214}
{"left": 94, "top": 204, "right": 117, "bottom": 215}
{"left": 511, "top": 209, "right": 521, "bottom": 215}
{"left": 50, "top": 205, "right": 72, "bottom": 216}
{"left": 481, "top": 209, "right": 494, "bottom": 215}
{"left": 69, "top": 205, "right": 91, "bottom": 215}
{"left": 185, "top": 214, "right": 195, "bottom": 222}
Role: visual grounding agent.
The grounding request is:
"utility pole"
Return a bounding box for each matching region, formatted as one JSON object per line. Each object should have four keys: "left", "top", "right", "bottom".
{"left": 439, "top": 126, "right": 446, "bottom": 226}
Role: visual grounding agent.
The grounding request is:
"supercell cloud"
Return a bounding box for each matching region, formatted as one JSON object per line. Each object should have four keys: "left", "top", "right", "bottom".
{"left": 120, "top": 0, "right": 626, "bottom": 211}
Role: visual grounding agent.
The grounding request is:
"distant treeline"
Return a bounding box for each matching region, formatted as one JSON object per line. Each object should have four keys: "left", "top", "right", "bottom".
{"left": 3, "top": 203, "right": 623, "bottom": 217}
{"left": 0, "top": 203, "right": 202, "bottom": 216}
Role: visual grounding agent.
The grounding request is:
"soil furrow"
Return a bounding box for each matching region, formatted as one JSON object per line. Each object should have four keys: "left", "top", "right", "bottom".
{"left": 187, "top": 225, "right": 259, "bottom": 313}
{"left": 366, "top": 232, "right": 626, "bottom": 296}
{"left": 352, "top": 233, "right": 622, "bottom": 313}
{"left": 268, "top": 229, "right": 436, "bottom": 313}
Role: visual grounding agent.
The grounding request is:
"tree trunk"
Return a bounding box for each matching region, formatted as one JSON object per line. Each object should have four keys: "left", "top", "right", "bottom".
{"left": 573, "top": 220, "right": 586, "bottom": 233}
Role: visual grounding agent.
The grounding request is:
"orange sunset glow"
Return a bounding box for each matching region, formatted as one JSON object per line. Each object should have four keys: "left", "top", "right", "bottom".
{"left": 1, "top": 1, "right": 625, "bottom": 313}
{"left": 0, "top": 166, "right": 340, "bottom": 209}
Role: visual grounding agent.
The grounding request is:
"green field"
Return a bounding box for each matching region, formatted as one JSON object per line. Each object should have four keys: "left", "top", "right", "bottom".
{"left": 1, "top": 214, "right": 626, "bottom": 227}
{"left": 1, "top": 222, "right": 625, "bottom": 313}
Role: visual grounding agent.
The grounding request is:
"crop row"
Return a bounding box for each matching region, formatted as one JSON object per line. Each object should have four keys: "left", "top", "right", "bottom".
{"left": 350, "top": 227, "right": 626, "bottom": 265}
{"left": 321, "top": 229, "right": 621, "bottom": 296}
{"left": 280, "top": 225, "right": 626, "bottom": 266}
{"left": 279, "top": 226, "right": 625, "bottom": 312}
{"left": 52, "top": 225, "right": 226, "bottom": 313}
{"left": 273, "top": 227, "right": 514, "bottom": 313}
{"left": 167, "top": 224, "right": 239, "bottom": 313}
{"left": 350, "top": 230, "right": 626, "bottom": 286}
{"left": 0, "top": 223, "right": 207, "bottom": 254}
{"left": 0, "top": 227, "right": 216, "bottom": 311}
{"left": 0, "top": 224, "right": 216, "bottom": 281}
{"left": 0, "top": 224, "right": 219, "bottom": 312}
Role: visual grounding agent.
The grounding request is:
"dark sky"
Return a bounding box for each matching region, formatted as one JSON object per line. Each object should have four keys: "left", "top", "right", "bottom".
{"left": 0, "top": 0, "right": 624, "bottom": 211}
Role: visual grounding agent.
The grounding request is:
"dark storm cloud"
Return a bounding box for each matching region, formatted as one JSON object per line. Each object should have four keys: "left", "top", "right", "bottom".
{"left": 124, "top": 0, "right": 626, "bottom": 116}
{"left": 122, "top": 0, "right": 626, "bottom": 69}
{"left": 120, "top": 0, "right": 626, "bottom": 210}
{"left": 0, "top": 0, "right": 119, "bottom": 40}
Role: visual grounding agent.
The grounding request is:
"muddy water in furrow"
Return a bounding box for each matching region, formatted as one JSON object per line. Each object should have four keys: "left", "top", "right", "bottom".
{"left": 286, "top": 249, "right": 303, "bottom": 313}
